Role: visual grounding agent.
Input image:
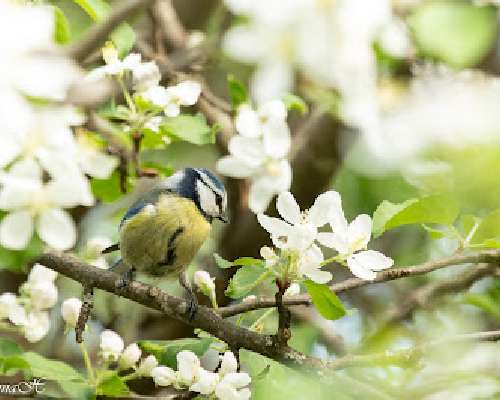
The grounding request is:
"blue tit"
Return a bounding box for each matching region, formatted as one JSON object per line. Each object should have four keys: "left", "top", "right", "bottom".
{"left": 103, "top": 167, "right": 228, "bottom": 318}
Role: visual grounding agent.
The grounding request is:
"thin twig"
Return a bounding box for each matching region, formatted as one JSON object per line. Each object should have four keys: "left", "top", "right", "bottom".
{"left": 67, "top": 0, "right": 155, "bottom": 62}
{"left": 219, "top": 250, "right": 500, "bottom": 317}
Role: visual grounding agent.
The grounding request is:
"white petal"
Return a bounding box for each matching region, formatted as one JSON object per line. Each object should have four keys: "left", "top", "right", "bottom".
{"left": 9, "top": 158, "right": 42, "bottom": 180}
{"left": 308, "top": 191, "right": 343, "bottom": 227}
{"left": 351, "top": 250, "right": 393, "bottom": 271}
{"left": 0, "top": 178, "right": 41, "bottom": 210}
{"left": 37, "top": 208, "right": 76, "bottom": 250}
{"left": 46, "top": 176, "right": 94, "bottom": 208}
{"left": 0, "top": 210, "right": 34, "bottom": 250}
{"left": 276, "top": 192, "right": 301, "bottom": 225}
{"left": 317, "top": 232, "right": 349, "bottom": 254}
{"left": 287, "top": 223, "right": 317, "bottom": 251}
{"left": 250, "top": 61, "right": 293, "bottom": 104}
{"left": 177, "top": 350, "right": 200, "bottom": 384}
{"left": 347, "top": 214, "right": 372, "bottom": 252}
{"left": 304, "top": 268, "right": 332, "bottom": 284}
{"left": 79, "top": 147, "right": 118, "bottom": 179}
{"left": 248, "top": 162, "right": 292, "bottom": 213}
{"left": 228, "top": 136, "right": 266, "bottom": 167}
{"left": 169, "top": 81, "right": 201, "bottom": 105}
{"left": 235, "top": 104, "right": 261, "bottom": 138}
{"left": 300, "top": 245, "right": 331, "bottom": 283}
{"left": 347, "top": 255, "right": 377, "bottom": 281}
{"left": 216, "top": 156, "right": 256, "bottom": 178}
{"left": 164, "top": 102, "right": 180, "bottom": 117}
{"left": 219, "top": 351, "right": 238, "bottom": 376}
{"left": 143, "top": 85, "right": 169, "bottom": 107}
{"left": 248, "top": 183, "right": 276, "bottom": 214}
{"left": 262, "top": 120, "right": 291, "bottom": 158}
{"left": 222, "top": 372, "right": 251, "bottom": 389}
{"left": 257, "top": 214, "right": 291, "bottom": 237}
{"left": 258, "top": 100, "right": 287, "bottom": 123}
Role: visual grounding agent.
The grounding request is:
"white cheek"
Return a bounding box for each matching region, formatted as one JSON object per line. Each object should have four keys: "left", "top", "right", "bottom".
{"left": 197, "top": 181, "right": 218, "bottom": 216}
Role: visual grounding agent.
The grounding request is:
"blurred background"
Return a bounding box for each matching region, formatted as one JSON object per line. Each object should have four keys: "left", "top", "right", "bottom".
{"left": 1, "top": 0, "right": 500, "bottom": 398}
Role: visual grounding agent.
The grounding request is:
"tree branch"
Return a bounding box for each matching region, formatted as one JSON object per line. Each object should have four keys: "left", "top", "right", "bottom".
{"left": 219, "top": 249, "right": 500, "bottom": 317}
{"left": 67, "top": 0, "right": 155, "bottom": 63}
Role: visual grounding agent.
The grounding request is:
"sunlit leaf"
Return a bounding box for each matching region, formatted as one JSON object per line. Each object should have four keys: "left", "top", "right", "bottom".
{"left": 213, "top": 253, "right": 233, "bottom": 269}
{"left": 163, "top": 114, "right": 217, "bottom": 145}
{"left": 23, "top": 352, "right": 85, "bottom": 382}
{"left": 225, "top": 264, "right": 272, "bottom": 299}
{"left": 304, "top": 280, "right": 346, "bottom": 320}
{"left": 282, "top": 93, "right": 308, "bottom": 114}
{"left": 96, "top": 372, "right": 130, "bottom": 397}
{"left": 227, "top": 75, "right": 248, "bottom": 108}
{"left": 53, "top": 6, "right": 72, "bottom": 44}
{"left": 470, "top": 209, "right": 500, "bottom": 247}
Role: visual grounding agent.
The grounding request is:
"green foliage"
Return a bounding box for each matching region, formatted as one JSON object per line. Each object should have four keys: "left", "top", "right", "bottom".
{"left": 163, "top": 114, "right": 217, "bottom": 145}
{"left": 470, "top": 209, "right": 500, "bottom": 247}
{"left": 139, "top": 338, "right": 213, "bottom": 369}
{"left": 0, "top": 236, "right": 44, "bottom": 272}
{"left": 214, "top": 253, "right": 234, "bottom": 269}
{"left": 227, "top": 75, "right": 248, "bottom": 108}
{"left": 96, "top": 372, "right": 130, "bottom": 397}
{"left": 72, "top": 0, "right": 136, "bottom": 55}
{"left": 372, "top": 194, "right": 459, "bottom": 237}
{"left": 463, "top": 281, "right": 500, "bottom": 320}
{"left": 282, "top": 93, "right": 308, "bottom": 114}
{"left": 53, "top": 6, "right": 72, "bottom": 44}
{"left": 91, "top": 170, "right": 133, "bottom": 203}
{"left": 289, "top": 324, "right": 319, "bottom": 355}
{"left": 0, "top": 339, "right": 28, "bottom": 375}
{"left": 225, "top": 262, "right": 271, "bottom": 299}
{"left": 23, "top": 352, "right": 85, "bottom": 383}
{"left": 304, "top": 280, "right": 346, "bottom": 320}
{"left": 410, "top": 1, "right": 497, "bottom": 68}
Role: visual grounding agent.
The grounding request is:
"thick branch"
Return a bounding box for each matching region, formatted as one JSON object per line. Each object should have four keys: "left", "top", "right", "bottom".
{"left": 37, "top": 251, "right": 318, "bottom": 368}
{"left": 67, "top": 0, "right": 155, "bottom": 62}
{"left": 219, "top": 249, "right": 500, "bottom": 317}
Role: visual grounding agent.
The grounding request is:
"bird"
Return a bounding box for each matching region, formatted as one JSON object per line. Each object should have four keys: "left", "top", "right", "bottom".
{"left": 103, "top": 167, "right": 228, "bottom": 319}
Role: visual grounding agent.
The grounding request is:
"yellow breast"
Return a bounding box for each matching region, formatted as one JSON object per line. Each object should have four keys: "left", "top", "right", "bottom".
{"left": 120, "top": 194, "right": 211, "bottom": 275}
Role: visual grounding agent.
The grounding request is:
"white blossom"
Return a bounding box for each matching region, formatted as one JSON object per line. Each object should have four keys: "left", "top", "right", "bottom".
{"left": 190, "top": 368, "right": 220, "bottom": 395}
{"left": 217, "top": 101, "right": 292, "bottom": 213}
{"left": 194, "top": 270, "right": 216, "bottom": 299}
{"left": 86, "top": 44, "right": 141, "bottom": 81}
{"left": 284, "top": 283, "right": 300, "bottom": 297}
{"left": 215, "top": 372, "right": 252, "bottom": 400}
{"left": 8, "top": 303, "right": 27, "bottom": 326}
{"left": 27, "top": 280, "right": 58, "bottom": 310}
{"left": 100, "top": 330, "right": 124, "bottom": 361}
{"left": 219, "top": 351, "right": 238, "bottom": 376}
{"left": 137, "top": 355, "right": 159, "bottom": 376}
{"left": 28, "top": 264, "right": 58, "bottom": 284}
{"left": 23, "top": 311, "right": 50, "bottom": 343}
{"left": 151, "top": 366, "right": 176, "bottom": 386}
{"left": 119, "top": 343, "right": 142, "bottom": 370}
{"left": 0, "top": 159, "right": 82, "bottom": 250}
{"left": 131, "top": 61, "right": 161, "bottom": 92}
{"left": 61, "top": 298, "right": 82, "bottom": 328}
{"left": 143, "top": 81, "right": 202, "bottom": 117}
{"left": 318, "top": 214, "right": 393, "bottom": 280}
{"left": 176, "top": 350, "right": 201, "bottom": 386}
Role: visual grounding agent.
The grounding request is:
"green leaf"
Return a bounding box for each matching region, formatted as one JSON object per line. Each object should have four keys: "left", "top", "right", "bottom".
{"left": 91, "top": 170, "right": 130, "bottom": 203}
{"left": 53, "top": 6, "right": 72, "bottom": 44}
{"left": 410, "top": 1, "right": 497, "bottom": 68}
{"left": 214, "top": 253, "right": 233, "bottom": 269}
{"left": 227, "top": 75, "right": 248, "bottom": 108}
{"left": 304, "top": 280, "right": 346, "bottom": 320}
{"left": 233, "top": 257, "right": 265, "bottom": 267}
{"left": 23, "top": 352, "right": 85, "bottom": 383}
{"left": 422, "top": 224, "right": 448, "bottom": 240}
{"left": 372, "top": 194, "right": 459, "bottom": 237}
{"left": 138, "top": 338, "right": 213, "bottom": 369}
{"left": 96, "top": 372, "right": 130, "bottom": 397}
{"left": 225, "top": 264, "right": 271, "bottom": 299}
{"left": 163, "top": 114, "right": 217, "bottom": 145}
{"left": 470, "top": 209, "right": 500, "bottom": 247}
{"left": 0, "top": 338, "right": 22, "bottom": 357}
{"left": 0, "top": 235, "right": 44, "bottom": 272}
{"left": 282, "top": 93, "right": 308, "bottom": 114}
{"left": 463, "top": 292, "right": 500, "bottom": 320}
{"left": 72, "top": 0, "right": 136, "bottom": 55}
{"left": 1, "top": 356, "right": 30, "bottom": 375}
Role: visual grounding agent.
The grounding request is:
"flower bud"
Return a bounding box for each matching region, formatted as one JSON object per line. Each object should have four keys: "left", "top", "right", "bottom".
{"left": 219, "top": 351, "right": 238, "bottom": 376}
{"left": 177, "top": 350, "right": 200, "bottom": 385}
{"left": 119, "top": 343, "right": 142, "bottom": 370}
{"left": 23, "top": 311, "right": 50, "bottom": 343}
{"left": 151, "top": 366, "right": 176, "bottom": 386}
{"left": 0, "top": 293, "right": 17, "bottom": 319}
{"left": 190, "top": 368, "right": 219, "bottom": 395}
{"left": 137, "top": 355, "right": 158, "bottom": 376}
{"left": 28, "top": 264, "right": 57, "bottom": 284}
{"left": 284, "top": 283, "right": 300, "bottom": 297}
{"left": 100, "top": 330, "right": 124, "bottom": 361}
{"left": 29, "top": 280, "right": 58, "bottom": 310}
{"left": 61, "top": 298, "right": 82, "bottom": 327}
{"left": 194, "top": 271, "right": 216, "bottom": 297}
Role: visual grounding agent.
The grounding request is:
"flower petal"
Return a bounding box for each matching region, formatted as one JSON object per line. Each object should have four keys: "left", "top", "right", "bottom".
{"left": 235, "top": 104, "right": 261, "bottom": 138}
{"left": 276, "top": 192, "right": 301, "bottom": 224}
{"left": 216, "top": 156, "right": 256, "bottom": 178}
{"left": 262, "top": 120, "right": 291, "bottom": 158}
{"left": 257, "top": 214, "right": 291, "bottom": 237}
{"left": 228, "top": 136, "right": 265, "bottom": 167}
{"left": 0, "top": 210, "right": 34, "bottom": 250}
{"left": 304, "top": 268, "right": 332, "bottom": 284}
{"left": 347, "top": 255, "right": 377, "bottom": 281}
{"left": 258, "top": 100, "right": 287, "bottom": 123}
{"left": 169, "top": 81, "right": 201, "bottom": 105}
{"left": 352, "top": 250, "right": 393, "bottom": 271}
{"left": 308, "top": 191, "right": 343, "bottom": 227}
{"left": 317, "top": 232, "right": 349, "bottom": 254}
{"left": 37, "top": 208, "right": 76, "bottom": 250}
{"left": 347, "top": 214, "right": 372, "bottom": 252}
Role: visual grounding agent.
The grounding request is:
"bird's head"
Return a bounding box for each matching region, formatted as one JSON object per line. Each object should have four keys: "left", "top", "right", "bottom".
{"left": 160, "top": 168, "right": 228, "bottom": 223}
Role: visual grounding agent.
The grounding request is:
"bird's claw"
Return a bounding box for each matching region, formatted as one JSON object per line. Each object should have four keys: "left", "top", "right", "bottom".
{"left": 186, "top": 296, "right": 198, "bottom": 321}
{"left": 114, "top": 268, "right": 135, "bottom": 292}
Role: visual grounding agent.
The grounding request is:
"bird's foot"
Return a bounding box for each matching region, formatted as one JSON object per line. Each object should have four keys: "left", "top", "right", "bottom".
{"left": 186, "top": 295, "right": 198, "bottom": 321}
{"left": 115, "top": 268, "right": 135, "bottom": 292}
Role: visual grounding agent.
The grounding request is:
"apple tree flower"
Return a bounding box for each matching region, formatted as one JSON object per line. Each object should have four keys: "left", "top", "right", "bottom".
{"left": 119, "top": 343, "right": 142, "bottom": 370}
{"left": 23, "top": 311, "right": 50, "bottom": 343}
{"left": 151, "top": 365, "right": 177, "bottom": 386}
{"left": 317, "top": 213, "right": 394, "bottom": 280}
{"left": 194, "top": 270, "right": 217, "bottom": 308}
{"left": 137, "top": 355, "right": 159, "bottom": 376}
{"left": 61, "top": 298, "right": 82, "bottom": 328}
{"left": 142, "top": 80, "right": 202, "bottom": 118}
{"left": 216, "top": 100, "right": 292, "bottom": 213}
{"left": 100, "top": 330, "right": 125, "bottom": 362}
{"left": 0, "top": 293, "right": 17, "bottom": 320}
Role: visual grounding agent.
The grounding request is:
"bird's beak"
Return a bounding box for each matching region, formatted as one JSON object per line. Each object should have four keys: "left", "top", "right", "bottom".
{"left": 218, "top": 211, "right": 229, "bottom": 223}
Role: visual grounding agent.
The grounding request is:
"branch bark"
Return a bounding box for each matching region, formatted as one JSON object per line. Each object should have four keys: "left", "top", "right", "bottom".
{"left": 219, "top": 249, "right": 500, "bottom": 317}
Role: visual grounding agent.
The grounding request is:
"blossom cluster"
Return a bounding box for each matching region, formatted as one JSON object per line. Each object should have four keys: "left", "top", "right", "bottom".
{"left": 258, "top": 191, "right": 393, "bottom": 283}
{"left": 216, "top": 100, "right": 292, "bottom": 213}
{"left": 0, "top": 264, "right": 58, "bottom": 342}
{"left": 0, "top": 1, "right": 118, "bottom": 251}
{"left": 86, "top": 42, "right": 201, "bottom": 134}
{"left": 86, "top": 328, "right": 251, "bottom": 400}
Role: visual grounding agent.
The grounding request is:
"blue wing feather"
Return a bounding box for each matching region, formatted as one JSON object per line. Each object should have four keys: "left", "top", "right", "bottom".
{"left": 120, "top": 201, "right": 148, "bottom": 227}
